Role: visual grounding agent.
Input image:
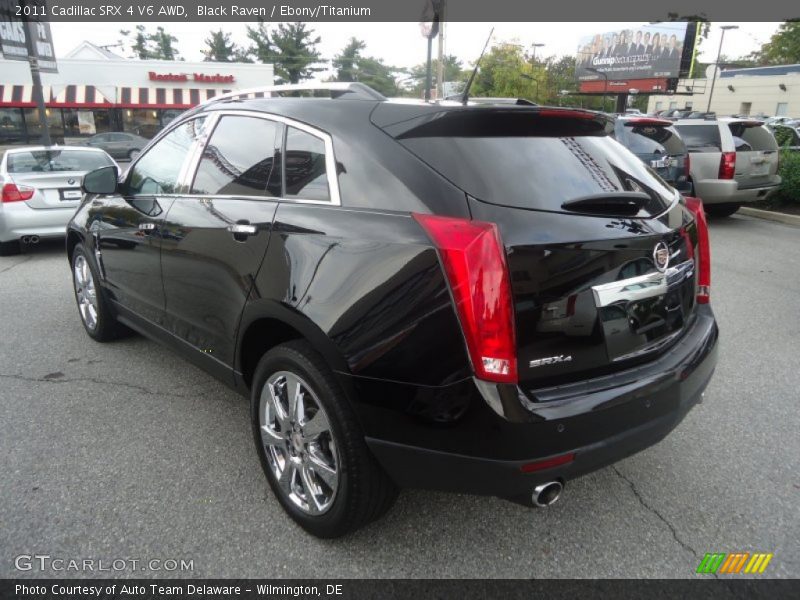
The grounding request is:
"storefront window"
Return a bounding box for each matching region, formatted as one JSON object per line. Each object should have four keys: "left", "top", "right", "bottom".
{"left": 23, "top": 108, "right": 65, "bottom": 143}
{"left": 123, "top": 108, "right": 161, "bottom": 139}
{"left": 62, "top": 109, "right": 112, "bottom": 138}
{"left": 0, "top": 108, "right": 25, "bottom": 144}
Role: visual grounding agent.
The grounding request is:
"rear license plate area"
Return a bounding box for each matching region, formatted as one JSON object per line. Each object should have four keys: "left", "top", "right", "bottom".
{"left": 60, "top": 188, "right": 82, "bottom": 201}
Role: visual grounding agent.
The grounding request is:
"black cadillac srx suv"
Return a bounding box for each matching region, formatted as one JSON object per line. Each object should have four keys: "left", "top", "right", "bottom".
{"left": 68, "top": 83, "right": 718, "bottom": 538}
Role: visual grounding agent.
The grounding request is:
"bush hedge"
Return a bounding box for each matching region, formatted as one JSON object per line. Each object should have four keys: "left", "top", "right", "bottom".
{"left": 774, "top": 150, "right": 800, "bottom": 205}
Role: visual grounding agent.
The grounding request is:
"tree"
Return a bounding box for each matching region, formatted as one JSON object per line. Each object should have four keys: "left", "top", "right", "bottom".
{"left": 203, "top": 30, "right": 238, "bottom": 62}
{"left": 333, "top": 37, "right": 366, "bottom": 81}
{"left": 404, "top": 55, "right": 464, "bottom": 97}
{"left": 331, "top": 38, "right": 400, "bottom": 96}
{"left": 749, "top": 21, "right": 800, "bottom": 65}
{"left": 119, "top": 25, "right": 180, "bottom": 60}
{"left": 243, "top": 22, "right": 324, "bottom": 83}
{"left": 466, "top": 43, "right": 545, "bottom": 101}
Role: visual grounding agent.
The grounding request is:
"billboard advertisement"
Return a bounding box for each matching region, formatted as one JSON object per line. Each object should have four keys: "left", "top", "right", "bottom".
{"left": 576, "top": 22, "right": 694, "bottom": 83}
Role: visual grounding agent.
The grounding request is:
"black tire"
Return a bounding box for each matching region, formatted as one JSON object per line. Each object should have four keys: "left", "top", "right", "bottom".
{"left": 70, "top": 244, "right": 123, "bottom": 342}
{"left": 0, "top": 240, "right": 21, "bottom": 256}
{"left": 704, "top": 202, "right": 741, "bottom": 218}
{"left": 251, "top": 340, "right": 398, "bottom": 538}
{"left": 128, "top": 149, "right": 140, "bottom": 160}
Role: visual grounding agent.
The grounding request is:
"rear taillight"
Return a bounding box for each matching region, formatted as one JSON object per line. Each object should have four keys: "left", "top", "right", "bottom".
{"left": 684, "top": 197, "right": 711, "bottom": 304}
{"left": 412, "top": 213, "right": 517, "bottom": 383}
{"left": 1, "top": 183, "right": 35, "bottom": 203}
{"left": 718, "top": 151, "right": 736, "bottom": 179}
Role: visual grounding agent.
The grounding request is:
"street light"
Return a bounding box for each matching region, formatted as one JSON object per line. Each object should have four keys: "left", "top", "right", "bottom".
{"left": 586, "top": 67, "right": 609, "bottom": 112}
{"left": 706, "top": 25, "right": 739, "bottom": 113}
{"left": 531, "top": 42, "right": 545, "bottom": 63}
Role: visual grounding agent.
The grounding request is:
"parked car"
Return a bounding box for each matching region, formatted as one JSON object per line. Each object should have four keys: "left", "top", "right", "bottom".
{"left": 674, "top": 118, "right": 781, "bottom": 217}
{"left": 0, "top": 146, "right": 116, "bottom": 255}
{"left": 611, "top": 116, "right": 691, "bottom": 193}
{"left": 770, "top": 124, "right": 800, "bottom": 151}
{"left": 82, "top": 132, "right": 149, "bottom": 160}
{"left": 67, "top": 83, "right": 718, "bottom": 538}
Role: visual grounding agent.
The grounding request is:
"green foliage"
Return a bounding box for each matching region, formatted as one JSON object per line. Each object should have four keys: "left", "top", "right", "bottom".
{"left": 119, "top": 25, "right": 180, "bottom": 60}
{"left": 202, "top": 30, "right": 243, "bottom": 62}
{"left": 330, "top": 37, "right": 401, "bottom": 96}
{"left": 750, "top": 21, "right": 800, "bottom": 65}
{"left": 403, "top": 55, "right": 465, "bottom": 98}
{"left": 333, "top": 38, "right": 366, "bottom": 81}
{"left": 248, "top": 22, "right": 324, "bottom": 84}
{"left": 775, "top": 150, "right": 800, "bottom": 204}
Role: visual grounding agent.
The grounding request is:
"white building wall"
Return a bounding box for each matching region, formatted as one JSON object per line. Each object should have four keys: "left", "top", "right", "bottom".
{"left": 647, "top": 69, "right": 800, "bottom": 117}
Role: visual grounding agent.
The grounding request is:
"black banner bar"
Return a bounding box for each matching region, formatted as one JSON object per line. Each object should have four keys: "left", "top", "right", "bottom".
{"left": 5, "top": 0, "right": 800, "bottom": 22}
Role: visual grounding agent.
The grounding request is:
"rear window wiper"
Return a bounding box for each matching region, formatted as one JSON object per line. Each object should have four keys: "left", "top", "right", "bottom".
{"left": 561, "top": 192, "right": 651, "bottom": 217}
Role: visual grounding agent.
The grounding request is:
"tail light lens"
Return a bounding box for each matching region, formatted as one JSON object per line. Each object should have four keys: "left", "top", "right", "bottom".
{"left": 2, "top": 183, "right": 35, "bottom": 203}
{"left": 684, "top": 197, "right": 711, "bottom": 304}
{"left": 719, "top": 151, "right": 736, "bottom": 179}
{"left": 412, "top": 213, "right": 517, "bottom": 383}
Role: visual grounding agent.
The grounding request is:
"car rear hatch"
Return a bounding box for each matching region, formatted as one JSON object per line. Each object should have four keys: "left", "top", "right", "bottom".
{"left": 373, "top": 104, "right": 705, "bottom": 388}
{"left": 5, "top": 149, "right": 112, "bottom": 209}
{"left": 727, "top": 121, "right": 780, "bottom": 188}
{"left": 614, "top": 118, "right": 690, "bottom": 191}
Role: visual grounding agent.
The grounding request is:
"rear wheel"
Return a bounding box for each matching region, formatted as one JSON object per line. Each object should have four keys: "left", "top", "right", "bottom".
{"left": 71, "top": 244, "right": 122, "bottom": 342}
{"left": 128, "top": 149, "right": 140, "bottom": 160}
{"left": 251, "top": 340, "right": 397, "bottom": 538}
{"left": 0, "top": 240, "right": 21, "bottom": 256}
{"left": 704, "top": 202, "right": 741, "bottom": 218}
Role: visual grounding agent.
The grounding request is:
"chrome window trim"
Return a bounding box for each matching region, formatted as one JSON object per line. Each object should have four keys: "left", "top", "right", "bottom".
{"left": 180, "top": 109, "right": 341, "bottom": 207}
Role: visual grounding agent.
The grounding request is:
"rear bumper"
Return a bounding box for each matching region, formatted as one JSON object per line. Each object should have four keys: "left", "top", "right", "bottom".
{"left": 694, "top": 177, "right": 781, "bottom": 205}
{"left": 362, "top": 305, "right": 718, "bottom": 500}
{"left": 0, "top": 202, "right": 73, "bottom": 242}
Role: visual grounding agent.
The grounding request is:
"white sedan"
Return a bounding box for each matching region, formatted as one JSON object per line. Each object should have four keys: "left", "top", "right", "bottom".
{"left": 0, "top": 146, "right": 117, "bottom": 255}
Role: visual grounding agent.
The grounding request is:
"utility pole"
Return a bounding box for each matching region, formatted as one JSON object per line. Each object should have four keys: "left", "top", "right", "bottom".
{"left": 436, "top": 3, "right": 445, "bottom": 99}
{"left": 21, "top": 4, "right": 51, "bottom": 145}
{"left": 706, "top": 25, "right": 738, "bottom": 113}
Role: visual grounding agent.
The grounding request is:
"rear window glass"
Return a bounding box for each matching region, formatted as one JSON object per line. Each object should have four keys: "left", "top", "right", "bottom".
{"left": 7, "top": 150, "right": 113, "bottom": 173}
{"left": 398, "top": 135, "right": 676, "bottom": 213}
{"left": 614, "top": 123, "right": 686, "bottom": 156}
{"left": 674, "top": 125, "right": 722, "bottom": 152}
{"left": 729, "top": 124, "right": 778, "bottom": 152}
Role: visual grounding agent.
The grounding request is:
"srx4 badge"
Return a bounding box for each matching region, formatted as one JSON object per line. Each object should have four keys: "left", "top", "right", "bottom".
{"left": 529, "top": 355, "right": 573, "bottom": 368}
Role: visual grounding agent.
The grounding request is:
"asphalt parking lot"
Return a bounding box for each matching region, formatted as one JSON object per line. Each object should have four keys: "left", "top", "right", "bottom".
{"left": 0, "top": 214, "right": 798, "bottom": 579}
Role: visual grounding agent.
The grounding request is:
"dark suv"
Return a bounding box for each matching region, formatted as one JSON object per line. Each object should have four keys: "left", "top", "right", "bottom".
{"left": 68, "top": 83, "right": 718, "bottom": 538}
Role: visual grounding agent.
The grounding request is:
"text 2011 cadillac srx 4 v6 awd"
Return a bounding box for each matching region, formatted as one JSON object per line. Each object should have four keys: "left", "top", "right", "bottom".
{"left": 67, "top": 83, "right": 718, "bottom": 538}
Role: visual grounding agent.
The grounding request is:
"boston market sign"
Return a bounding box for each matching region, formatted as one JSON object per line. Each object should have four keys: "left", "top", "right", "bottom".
{"left": 148, "top": 72, "right": 236, "bottom": 84}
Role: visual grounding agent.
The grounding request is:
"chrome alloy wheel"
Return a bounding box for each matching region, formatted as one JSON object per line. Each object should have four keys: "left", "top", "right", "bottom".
{"left": 73, "top": 254, "right": 98, "bottom": 330}
{"left": 259, "top": 371, "right": 340, "bottom": 515}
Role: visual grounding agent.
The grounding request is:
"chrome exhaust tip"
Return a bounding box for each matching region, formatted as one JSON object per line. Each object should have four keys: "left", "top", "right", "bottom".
{"left": 532, "top": 481, "right": 564, "bottom": 508}
{"left": 29, "top": 235, "right": 39, "bottom": 244}
{"left": 21, "top": 236, "right": 30, "bottom": 244}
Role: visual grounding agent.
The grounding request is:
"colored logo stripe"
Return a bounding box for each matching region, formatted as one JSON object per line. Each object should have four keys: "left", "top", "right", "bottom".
{"left": 697, "top": 552, "right": 773, "bottom": 574}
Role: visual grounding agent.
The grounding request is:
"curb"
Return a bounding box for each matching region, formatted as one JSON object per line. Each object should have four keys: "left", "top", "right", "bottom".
{"left": 738, "top": 206, "right": 800, "bottom": 227}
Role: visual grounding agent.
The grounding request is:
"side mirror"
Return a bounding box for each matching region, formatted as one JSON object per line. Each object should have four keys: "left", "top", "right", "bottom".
{"left": 82, "top": 165, "right": 118, "bottom": 195}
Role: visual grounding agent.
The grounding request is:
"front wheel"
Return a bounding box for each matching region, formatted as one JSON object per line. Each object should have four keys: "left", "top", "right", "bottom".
{"left": 71, "top": 244, "right": 122, "bottom": 342}
{"left": 704, "top": 202, "right": 741, "bottom": 218}
{"left": 127, "top": 149, "right": 140, "bottom": 160}
{"left": 251, "top": 340, "right": 397, "bottom": 538}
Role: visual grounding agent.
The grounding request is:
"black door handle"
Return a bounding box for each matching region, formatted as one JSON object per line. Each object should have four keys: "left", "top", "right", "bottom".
{"left": 227, "top": 220, "right": 257, "bottom": 242}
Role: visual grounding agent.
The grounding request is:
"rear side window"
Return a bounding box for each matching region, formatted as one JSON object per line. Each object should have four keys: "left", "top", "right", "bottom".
{"left": 191, "top": 115, "right": 282, "bottom": 197}
{"left": 674, "top": 125, "right": 722, "bottom": 152}
{"left": 284, "top": 127, "right": 330, "bottom": 202}
{"left": 614, "top": 123, "right": 686, "bottom": 156}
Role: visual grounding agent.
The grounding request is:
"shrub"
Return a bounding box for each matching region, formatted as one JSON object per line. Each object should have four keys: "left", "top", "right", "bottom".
{"left": 774, "top": 150, "right": 800, "bottom": 205}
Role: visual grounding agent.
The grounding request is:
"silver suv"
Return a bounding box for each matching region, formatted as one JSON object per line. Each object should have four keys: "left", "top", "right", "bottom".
{"left": 674, "top": 118, "right": 781, "bottom": 217}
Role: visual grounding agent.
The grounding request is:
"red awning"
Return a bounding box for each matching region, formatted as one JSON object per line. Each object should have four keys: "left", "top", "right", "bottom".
{"left": 116, "top": 87, "right": 234, "bottom": 108}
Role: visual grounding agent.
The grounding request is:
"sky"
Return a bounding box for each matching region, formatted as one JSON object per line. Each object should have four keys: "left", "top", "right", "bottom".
{"left": 49, "top": 21, "right": 781, "bottom": 75}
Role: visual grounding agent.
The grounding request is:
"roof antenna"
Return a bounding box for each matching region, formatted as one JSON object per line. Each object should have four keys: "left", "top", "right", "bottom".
{"left": 461, "top": 27, "right": 494, "bottom": 105}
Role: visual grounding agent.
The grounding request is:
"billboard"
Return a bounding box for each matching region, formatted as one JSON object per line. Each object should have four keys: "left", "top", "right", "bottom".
{"left": 0, "top": 0, "right": 58, "bottom": 73}
{"left": 576, "top": 23, "right": 694, "bottom": 83}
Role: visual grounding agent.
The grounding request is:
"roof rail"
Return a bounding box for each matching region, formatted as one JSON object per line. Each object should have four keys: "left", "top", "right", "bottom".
{"left": 200, "top": 82, "right": 386, "bottom": 107}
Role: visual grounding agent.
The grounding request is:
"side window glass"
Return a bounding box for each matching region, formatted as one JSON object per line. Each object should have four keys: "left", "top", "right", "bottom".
{"left": 127, "top": 118, "right": 206, "bottom": 196}
{"left": 191, "top": 115, "right": 282, "bottom": 197}
{"left": 284, "top": 126, "right": 330, "bottom": 202}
